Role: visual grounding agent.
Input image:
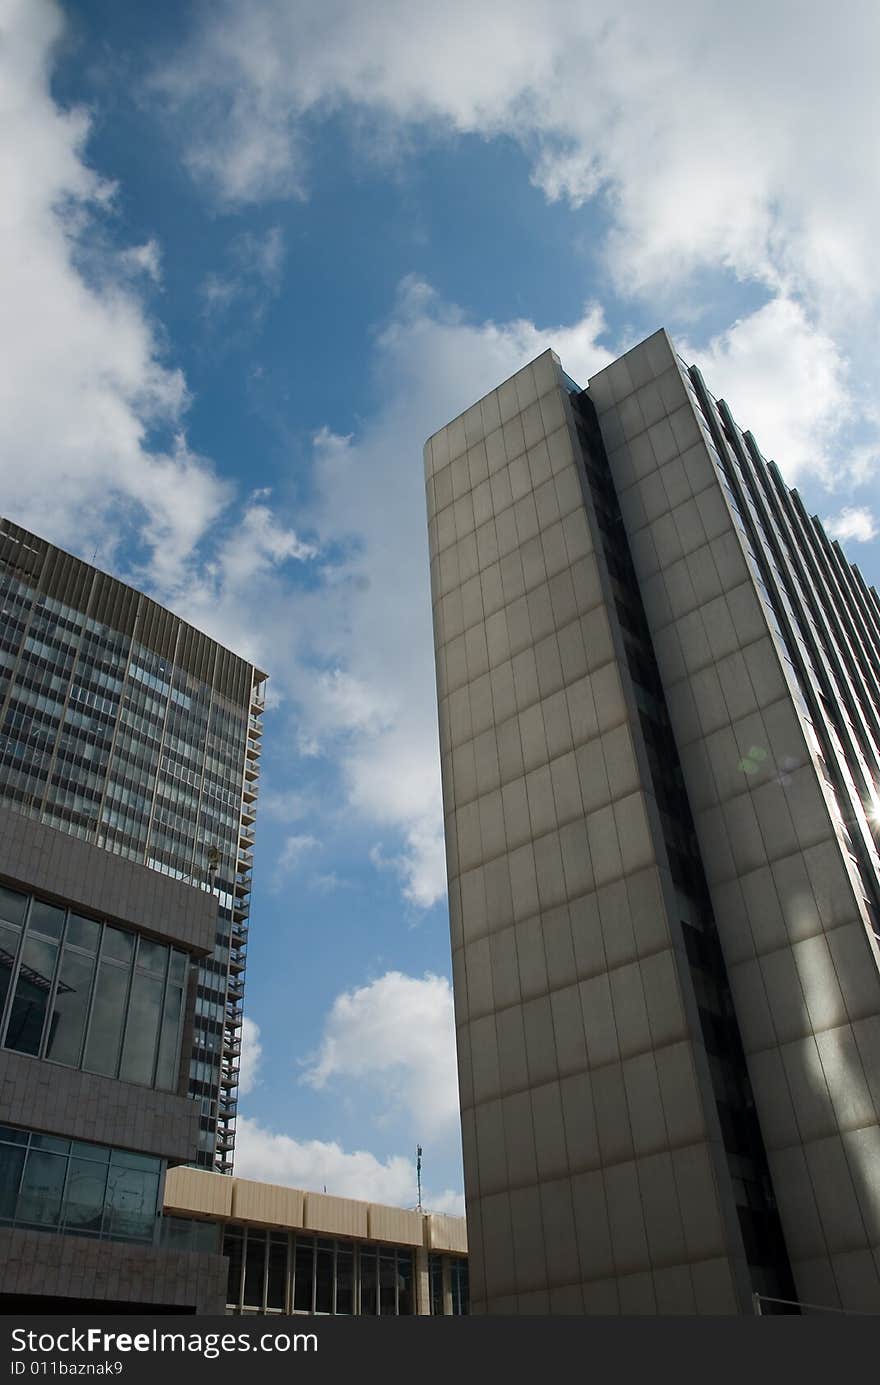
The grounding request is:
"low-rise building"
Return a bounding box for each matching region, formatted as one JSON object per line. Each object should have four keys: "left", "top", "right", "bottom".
{"left": 161, "top": 1167, "right": 469, "bottom": 1316}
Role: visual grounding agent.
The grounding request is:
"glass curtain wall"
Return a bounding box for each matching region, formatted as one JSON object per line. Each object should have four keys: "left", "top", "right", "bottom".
{"left": 222, "top": 1226, "right": 416, "bottom": 1316}
{"left": 0, "top": 1126, "right": 163, "bottom": 1244}
{"left": 0, "top": 884, "right": 186, "bottom": 1090}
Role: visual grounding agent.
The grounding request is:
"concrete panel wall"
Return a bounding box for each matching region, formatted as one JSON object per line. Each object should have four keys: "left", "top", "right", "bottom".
{"left": 0, "top": 803, "right": 216, "bottom": 957}
{"left": 302, "top": 1191, "right": 369, "bottom": 1239}
{"left": 427, "top": 1213, "right": 468, "bottom": 1255}
{"left": 164, "top": 1165, "right": 235, "bottom": 1220}
{"left": 0, "top": 1048, "right": 201, "bottom": 1162}
{"left": 426, "top": 352, "right": 749, "bottom": 1314}
{"left": 591, "top": 328, "right": 880, "bottom": 1314}
{"left": 0, "top": 1226, "right": 226, "bottom": 1313}
{"left": 163, "top": 1168, "right": 468, "bottom": 1256}
{"left": 232, "top": 1177, "right": 304, "bottom": 1230}
{"left": 368, "top": 1205, "right": 424, "bottom": 1248}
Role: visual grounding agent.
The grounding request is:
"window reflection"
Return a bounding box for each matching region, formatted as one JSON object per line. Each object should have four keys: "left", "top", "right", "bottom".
{"left": 0, "top": 889, "right": 186, "bottom": 1091}
{"left": 0, "top": 1127, "right": 160, "bottom": 1244}
{"left": 6, "top": 933, "right": 58, "bottom": 1054}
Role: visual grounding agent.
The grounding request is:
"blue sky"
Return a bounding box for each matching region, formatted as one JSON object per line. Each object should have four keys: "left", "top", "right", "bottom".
{"left": 3, "top": 0, "right": 879, "bottom": 1212}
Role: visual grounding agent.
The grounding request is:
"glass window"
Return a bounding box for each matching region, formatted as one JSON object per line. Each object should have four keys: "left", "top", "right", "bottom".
{"left": 154, "top": 981, "right": 184, "bottom": 1090}
{"left": 397, "top": 1250, "right": 414, "bottom": 1315}
{"left": 244, "top": 1228, "right": 267, "bottom": 1307}
{"left": 0, "top": 891, "right": 185, "bottom": 1092}
{"left": 136, "top": 938, "right": 167, "bottom": 974}
{"left": 0, "top": 1140, "right": 26, "bottom": 1221}
{"left": 315, "top": 1243, "right": 333, "bottom": 1314}
{"left": 169, "top": 952, "right": 187, "bottom": 986}
{"left": 119, "top": 971, "right": 164, "bottom": 1085}
{"left": 31, "top": 1134, "right": 69, "bottom": 1153}
{"left": 62, "top": 1156, "right": 108, "bottom": 1234}
{"left": 28, "top": 901, "right": 65, "bottom": 940}
{"left": 0, "top": 1128, "right": 164, "bottom": 1246}
{"left": 45, "top": 949, "right": 95, "bottom": 1067}
{"left": 0, "top": 1126, "right": 28, "bottom": 1145}
{"left": 103, "top": 1155, "right": 160, "bottom": 1242}
{"left": 102, "top": 927, "right": 134, "bottom": 965}
{"left": 16, "top": 1150, "right": 67, "bottom": 1226}
{"left": 0, "top": 918, "right": 22, "bottom": 1020}
{"left": 379, "top": 1251, "right": 397, "bottom": 1315}
{"left": 193, "top": 1219, "right": 219, "bottom": 1253}
{"left": 335, "top": 1246, "right": 353, "bottom": 1315}
{"left": 83, "top": 959, "right": 128, "bottom": 1076}
{"left": 293, "top": 1238, "right": 313, "bottom": 1312}
{"left": 224, "top": 1227, "right": 244, "bottom": 1307}
{"left": 66, "top": 914, "right": 100, "bottom": 952}
{"left": 6, "top": 932, "right": 59, "bottom": 1055}
{"left": 266, "top": 1233, "right": 287, "bottom": 1310}
{"left": 359, "top": 1246, "right": 377, "bottom": 1316}
{"left": 452, "top": 1260, "right": 469, "bottom": 1315}
{"left": 430, "top": 1254, "right": 444, "bottom": 1315}
{"left": 0, "top": 887, "right": 27, "bottom": 928}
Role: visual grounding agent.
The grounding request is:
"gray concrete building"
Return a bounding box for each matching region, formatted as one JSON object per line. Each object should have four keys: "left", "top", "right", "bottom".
{"left": 0, "top": 519, "right": 266, "bottom": 1172}
{"left": 425, "top": 330, "right": 880, "bottom": 1315}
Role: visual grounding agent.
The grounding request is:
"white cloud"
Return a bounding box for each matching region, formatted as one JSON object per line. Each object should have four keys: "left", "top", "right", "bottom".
{"left": 150, "top": 496, "right": 317, "bottom": 666}
{"left": 0, "top": 0, "right": 230, "bottom": 585}
{"left": 277, "top": 833, "right": 320, "bottom": 873}
{"left": 679, "top": 298, "right": 856, "bottom": 484}
{"left": 155, "top": 0, "right": 880, "bottom": 507}
{"left": 239, "top": 1016, "right": 263, "bottom": 1096}
{"left": 158, "top": 1, "right": 880, "bottom": 326}
{"left": 258, "top": 788, "right": 310, "bottom": 823}
{"left": 235, "top": 1116, "right": 463, "bottom": 1213}
{"left": 199, "top": 225, "right": 286, "bottom": 321}
{"left": 302, "top": 971, "right": 459, "bottom": 1140}
{"left": 824, "top": 506, "right": 878, "bottom": 545}
{"left": 148, "top": 1, "right": 880, "bottom": 899}
{"left": 285, "top": 279, "right": 611, "bottom": 904}
{"left": 119, "top": 239, "right": 163, "bottom": 285}
{"left": 162, "top": 279, "right": 610, "bottom": 906}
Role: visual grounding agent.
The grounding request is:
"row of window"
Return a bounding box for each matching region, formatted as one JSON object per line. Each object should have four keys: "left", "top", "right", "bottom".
{"left": 0, "top": 1126, "right": 163, "bottom": 1244}
{"left": 225, "top": 1226, "right": 414, "bottom": 1315}
{"left": 157, "top": 1221, "right": 469, "bottom": 1317}
{"left": 0, "top": 884, "right": 187, "bottom": 1091}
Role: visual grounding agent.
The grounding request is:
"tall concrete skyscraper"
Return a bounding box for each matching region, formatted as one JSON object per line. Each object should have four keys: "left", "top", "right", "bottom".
{"left": 425, "top": 331, "right": 880, "bottom": 1315}
{"left": 0, "top": 519, "right": 265, "bottom": 1173}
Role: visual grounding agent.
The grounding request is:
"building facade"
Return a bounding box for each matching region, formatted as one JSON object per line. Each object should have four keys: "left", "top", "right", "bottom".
{"left": 161, "top": 1167, "right": 469, "bottom": 1316}
{"left": 425, "top": 331, "right": 880, "bottom": 1314}
{"left": 0, "top": 804, "right": 227, "bottom": 1311}
{"left": 0, "top": 520, "right": 266, "bottom": 1172}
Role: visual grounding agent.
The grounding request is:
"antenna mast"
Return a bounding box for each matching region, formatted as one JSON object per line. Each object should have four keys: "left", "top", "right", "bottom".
{"left": 416, "top": 1145, "right": 423, "bottom": 1212}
